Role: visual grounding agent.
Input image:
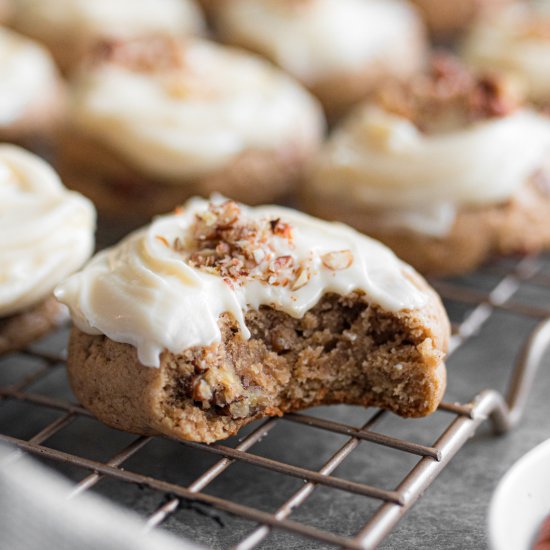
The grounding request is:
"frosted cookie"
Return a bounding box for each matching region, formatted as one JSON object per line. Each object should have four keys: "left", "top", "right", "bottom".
{"left": 57, "top": 37, "right": 325, "bottom": 226}
{"left": 463, "top": 1, "right": 550, "bottom": 109}
{"left": 11, "top": 0, "right": 205, "bottom": 72}
{"left": 208, "top": 0, "right": 427, "bottom": 119}
{"left": 304, "top": 56, "right": 550, "bottom": 276}
{"left": 410, "top": 0, "right": 513, "bottom": 40}
{"left": 0, "top": 145, "right": 95, "bottom": 355}
{"left": 56, "top": 197, "right": 449, "bottom": 443}
{"left": 0, "top": 27, "right": 65, "bottom": 150}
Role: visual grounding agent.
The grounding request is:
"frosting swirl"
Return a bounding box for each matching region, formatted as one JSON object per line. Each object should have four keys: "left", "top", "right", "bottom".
{"left": 0, "top": 145, "right": 95, "bottom": 317}
{"left": 70, "top": 39, "right": 324, "bottom": 180}
{"left": 0, "top": 27, "right": 60, "bottom": 127}
{"left": 56, "top": 196, "right": 428, "bottom": 368}
{"left": 13, "top": 0, "right": 204, "bottom": 41}
{"left": 214, "top": 0, "right": 424, "bottom": 83}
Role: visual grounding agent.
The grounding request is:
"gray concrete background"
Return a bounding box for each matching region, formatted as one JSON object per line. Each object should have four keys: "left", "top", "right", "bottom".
{"left": 0, "top": 257, "right": 549, "bottom": 550}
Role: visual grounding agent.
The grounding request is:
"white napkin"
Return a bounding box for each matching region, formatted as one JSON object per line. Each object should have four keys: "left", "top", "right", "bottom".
{"left": 0, "top": 443, "right": 204, "bottom": 550}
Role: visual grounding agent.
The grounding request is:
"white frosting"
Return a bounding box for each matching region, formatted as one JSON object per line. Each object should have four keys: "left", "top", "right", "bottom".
{"left": 463, "top": 3, "right": 550, "bottom": 102}
{"left": 0, "top": 27, "right": 60, "bottom": 127}
{"left": 55, "top": 196, "right": 428, "bottom": 368}
{"left": 310, "top": 105, "right": 550, "bottom": 236}
{"left": 13, "top": 0, "right": 204, "bottom": 40}
{"left": 70, "top": 40, "right": 324, "bottom": 180}
{"left": 215, "top": 0, "right": 424, "bottom": 83}
{"left": 0, "top": 145, "right": 95, "bottom": 317}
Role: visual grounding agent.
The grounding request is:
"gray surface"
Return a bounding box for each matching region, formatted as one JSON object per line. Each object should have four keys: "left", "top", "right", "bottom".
{"left": 0, "top": 259, "right": 549, "bottom": 550}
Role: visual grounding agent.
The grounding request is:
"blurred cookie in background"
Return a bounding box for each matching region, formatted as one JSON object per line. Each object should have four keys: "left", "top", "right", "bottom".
{"left": 303, "top": 55, "right": 550, "bottom": 276}
{"left": 0, "top": 26, "right": 65, "bottom": 152}
{"left": 0, "top": 145, "right": 95, "bottom": 355}
{"left": 463, "top": 0, "right": 550, "bottom": 110}
{"left": 57, "top": 37, "right": 325, "bottom": 227}
{"left": 207, "top": 0, "right": 428, "bottom": 120}
{"left": 0, "top": 0, "right": 13, "bottom": 24}
{"left": 410, "top": 0, "right": 514, "bottom": 41}
{"left": 10, "top": 0, "right": 205, "bottom": 72}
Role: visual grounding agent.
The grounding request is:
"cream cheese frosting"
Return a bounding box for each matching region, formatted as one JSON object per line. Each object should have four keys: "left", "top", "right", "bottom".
{"left": 463, "top": 2, "right": 550, "bottom": 103}
{"left": 13, "top": 0, "right": 204, "bottom": 41}
{"left": 70, "top": 39, "right": 324, "bottom": 180}
{"left": 55, "top": 196, "right": 428, "bottom": 368}
{"left": 0, "top": 145, "right": 95, "bottom": 317}
{"left": 0, "top": 27, "right": 60, "bottom": 127}
{"left": 309, "top": 105, "right": 550, "bottom": 236}
{"left": 215, "top": 0, "right": 424, "bottom": 83}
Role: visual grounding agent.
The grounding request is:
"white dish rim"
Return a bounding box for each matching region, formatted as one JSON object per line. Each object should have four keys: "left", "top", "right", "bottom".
{"left": 488, "top": 438, "right": 550, "bottom": 550}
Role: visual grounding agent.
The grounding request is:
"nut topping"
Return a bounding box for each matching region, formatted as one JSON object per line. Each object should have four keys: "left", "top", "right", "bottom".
{"left": 321, "top": 250, "right": 354, "bottom": 271}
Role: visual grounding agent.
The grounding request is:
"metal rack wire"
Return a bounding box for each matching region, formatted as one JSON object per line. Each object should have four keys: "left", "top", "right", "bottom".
{"left": 0, "top": 254, "right": 549, "bottom": 549}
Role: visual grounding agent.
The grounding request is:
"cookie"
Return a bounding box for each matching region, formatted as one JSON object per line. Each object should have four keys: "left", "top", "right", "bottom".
{"left": 57, "top": 37, "right": 324, "bottom": 226}
{"left": 306, "top": 177, "right": 550, "bottom": 276}
{"left": 0, "top": 145, "right": 95, "bottom": 354}
{"left": 57, "top": 197, "right": 449, "bottom": 443}
{"left": 0, "top": 27, "right": 65, "bottom": 151}
{"left": 410, "top": 0, "right": 512, "bottom": 39}
{"left": 0, "top": 0, "right": 13, "bottom": 23}
{"left": 463, "top": 2, "right": 550, "bottom": 108}
{"left": 304, "top": 56, "right": 550, "bottom": 276}
{"left": 0, "top": 296, "right": 67, "bottom": 355}
{"left": 10, "top": 0, "right": 205, "bottom": 72}
{"left": 57, "top": 115, "right": 318, "bottom": 229}
{"left": 208, "top": 0, "right": 427, "bottom": 119}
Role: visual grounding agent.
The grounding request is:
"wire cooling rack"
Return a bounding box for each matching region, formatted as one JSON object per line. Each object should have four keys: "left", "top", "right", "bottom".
{"left": 0, "top": 254, "right": 549, "bottom": 550}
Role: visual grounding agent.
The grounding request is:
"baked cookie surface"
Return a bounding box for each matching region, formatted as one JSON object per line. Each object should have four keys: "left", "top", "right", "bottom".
{"left": 410, "top": 0, "right": 512, "bottom": 39}
{"left": 0, "top": 296, "right": 67, "bottom": 355}
{"left": 57, "top": 197, "right": 449, "bottom": 443}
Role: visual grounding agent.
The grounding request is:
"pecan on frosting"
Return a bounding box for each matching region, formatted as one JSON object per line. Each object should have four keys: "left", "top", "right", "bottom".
{"left": 172, "top": 199, "right": 353, "bottom": 290}
{"left": 88, "top": 36, "right": 220, "bottom": 98}
{"left": 376, "top": 54, "right": 523, "bottom": 134}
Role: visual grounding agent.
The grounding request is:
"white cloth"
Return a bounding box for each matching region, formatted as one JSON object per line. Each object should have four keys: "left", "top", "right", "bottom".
{"left": 0, "top": 443, "right": 203, "bottom": 550}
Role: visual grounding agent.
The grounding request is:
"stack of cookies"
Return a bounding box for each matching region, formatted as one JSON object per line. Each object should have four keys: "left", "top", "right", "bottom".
{"left": 1, "top": 0, "right": 548, "bottom": 443}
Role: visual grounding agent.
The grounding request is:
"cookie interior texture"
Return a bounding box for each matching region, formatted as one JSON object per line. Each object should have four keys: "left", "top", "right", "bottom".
{"left": 68, "top": 291, "right": 447, "bottom": 443}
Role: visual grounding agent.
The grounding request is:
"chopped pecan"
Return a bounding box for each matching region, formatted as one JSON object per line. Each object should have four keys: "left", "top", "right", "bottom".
{"left": 321, "top": 250, "right": 354, "bottom": 271}
{"left": 376, "top": 54, "right": 522, "bottom": 133}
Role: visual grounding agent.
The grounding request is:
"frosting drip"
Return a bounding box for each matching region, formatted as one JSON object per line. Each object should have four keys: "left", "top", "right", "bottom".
{"left": 216, "top": 0, "right": 424, "bottom": 83}
{"left": 0, "top": 27, "right": 59, "bottom": 127}
{"left": 310, "top": 105, "right": 550, "bottom": 236}
{"left": 56, "top": 196, "right": 428, "bottom": 368}
{"left": 0, "top": 145, "right": 95, "bottom": 317}
{"left": 13, "top": 0, "right": 204, "bottom": 40}
{"left": 71, "top": 39, "right": 324, "bottom": 180}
